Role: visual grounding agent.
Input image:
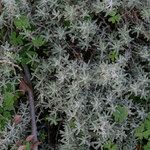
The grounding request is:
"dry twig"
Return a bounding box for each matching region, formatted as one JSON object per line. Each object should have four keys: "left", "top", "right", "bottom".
{"left": 22, "top": 65, "right": 38, "bottom": 150}
{"left": 0, "top": 59, "right": 22, "bottom": 70}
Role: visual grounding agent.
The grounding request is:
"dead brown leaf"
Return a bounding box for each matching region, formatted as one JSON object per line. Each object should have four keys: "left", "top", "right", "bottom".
{"left": 26, "top": 135, "right": 34, "bottom": 142}
{"left": 17, "top": 145, "right": 26, "bottom": 150}
{"left": 19, "top": 79, "right": 29, "bottom": 95}
{"left": 14, "top": 115, "right": 22, "bottom": 125}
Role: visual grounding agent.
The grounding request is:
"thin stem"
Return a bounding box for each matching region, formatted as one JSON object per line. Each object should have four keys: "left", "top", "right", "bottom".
{"left": 23, "top": 64, "right": 38, "bottom": 150}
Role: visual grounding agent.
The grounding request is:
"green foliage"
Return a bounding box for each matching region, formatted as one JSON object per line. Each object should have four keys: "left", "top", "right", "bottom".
{"left": 144, "top": 141, "right": 150, "bottom": 150}
{"left": 25, "top": 142, "right": 31, "bottom": 150}
{"left": 103, "top": 140, "right": 117, "bottom": 150}
{"left": 135, "top": 114, "right": 150, "bottom": 150}
{"left": 135, "top": 114, "right": 150, "bottom": 140}
{"left": 10, "top": 32, "right": 24, "bottom": 46}
{"left": 18, "top": 50, "right": 38, "bottom": 65}
{"left": 113, "top": 105, "right": 128, "bottom": 123}
{"left": 2, "top": 83, "right": 19, "bottom": 111}
{"left": 0, "top": 84, "right": 20, "bottom": 130}
{"left": 31, "top": 36, "right": 45, "bottom": 47}
{"left": 0, "top": 111, "right": 11, "bottom": 130}
{"left": 109, "top": 50, "right": 118, "bottom": 62}
{"left": 107, "top": 11, "right": 121, "bottom": 24}
{"left": 3, "top": 92, "right": 16, "bottom": 110}
{"left": 39, "top": 130, "right": 47, "bottom": 141}
{"left": 69, "top": 118, "right": 76, "bottom": 129}
{"left": 14, "top": 16, "right": 30, "bottom": 30}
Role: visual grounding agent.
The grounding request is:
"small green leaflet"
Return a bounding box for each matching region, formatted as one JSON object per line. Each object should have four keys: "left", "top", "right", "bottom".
{"left": 32, "top": 36, "right": 45, "bottom": 47}
{"left": 3, "top": 92, "right": 19, "bottom": 110}
{"left": 3, "top": 92, "right": 15, "bottom": 110}
{"left": 69, "top": 117, "right": 76, "bottom": 129}
{"left": 10, "top": 32, "right": 23, "bottom": 46}
{"left": 103, "top": 140, "right": 117, "bottom": 150}
{"left": 0, "top": 84, "right": 20, "bottom": 130}
{"left": 113, "top": 105, "right": 128, "bottom": 123}
{"left": 3, "top": 83, "right": 19, "bottom": 110}
{"left": 145, "top": 117, "right": 150, "bottom": 130}
{"left": 144, "top": 141, "right": 150, "bottom": 150}
{"left": 25, "top": 142, "right": 31, "bottom": 150}
{"left": 14, "top": 16, "right": 30, "bottom": 30}
{"left": 109, "top": 50, "right": 118, "bottom": 62}
{"left": 19, "top": 50, "right": 38, "bottom": 65}
{"left": 135, "top": 113, "right": 150, "bottom": 140}
{"left": 135, "top": 123, "right": 145, "bottom": 140}
{"left": 108, "top": 10, "right": 121, "bottom": 24}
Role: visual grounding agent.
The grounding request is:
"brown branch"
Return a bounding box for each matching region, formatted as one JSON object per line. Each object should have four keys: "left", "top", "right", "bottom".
{"left": 22, "top": 64, "right": 38, "bottom": 150}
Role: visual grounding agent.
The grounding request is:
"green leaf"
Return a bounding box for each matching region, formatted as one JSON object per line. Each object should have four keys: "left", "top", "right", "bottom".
{"left": 0, "top": 84, "right": 20, "bottom": 130}
{"left": 147, "top": 114, "right": 150, "bottom": 120}
{"left": 69, "top": 117, "right": 76, "bottom": 129}
{"left": 135, "top": 114, "right": 150, "bottom": 140}
{"left": 109, "top": 50, "right": 118, "bottom": 62}
{"left": 144, "top": 141, "right": 150, "bottom": 150}
{"left": 14, "top": 16, "right": 30, "bottom": 30}
{"left": 3, "top": 92, "right": 15, "bottom": 110}
{"left": 32, "top": 36, "right": 45, "bottom": 47}
{"left": 113, "top": 105, "right": 128, "bottom": 123}
{"left": 143, "top": 130, "right": 150, "bottom": 139}
{"left": 0, "top": 116, "right": 8, "bottom": 130}
{"left": 103, "top": 140, "right": 117, "bottom": 150}
{"left": 3, "top": 111, "right": 11, "bottom": 119}
{"left": 39, "top": 131, "right": 47, "bottom": 141}
{"left": 108, "top": 11, "right": 121, "bottom": 24}
{"left": 135, "top": 123, "right": 145, "bottom": 139}
{"left": 3, "top": 83, "right": 15, "bottom": 93}
{"left": 10, "top": 32, "right": 23, "bottom": 46}
{"left": 19, "top": 50, "right": 37, "bottom": 65}
{"left": 145, "top": 119, "right": 150, "bottom": 130}
{"left": 26, "top": 142, "right": 31, "bottom": 150}
{"left": 2, "top": 84, "right": 19, "bottom": 110}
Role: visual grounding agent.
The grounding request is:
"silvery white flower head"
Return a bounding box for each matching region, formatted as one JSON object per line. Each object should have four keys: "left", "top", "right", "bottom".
{"left": 93, "top": 0, "right": 106, "bottom": 13}
{"left": 1, "top": 42, "right": 14, "bottom": 52}
{"left": 139, "top": 46, "right": 150, "bottom": 61}
{"left": 118, "top": 25, "right": 133, "bottom": 45}
{"left": 2, "top": 0, "right": 19, "bottom": 18}
{"left": 105, "top": 0, "right": 113, "bottom": 10}
{"left": 64, "top": 5, "right": 77, "bottom": 22}
{"left": 35, "top": 6, "right": 49, "bottom": 20}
